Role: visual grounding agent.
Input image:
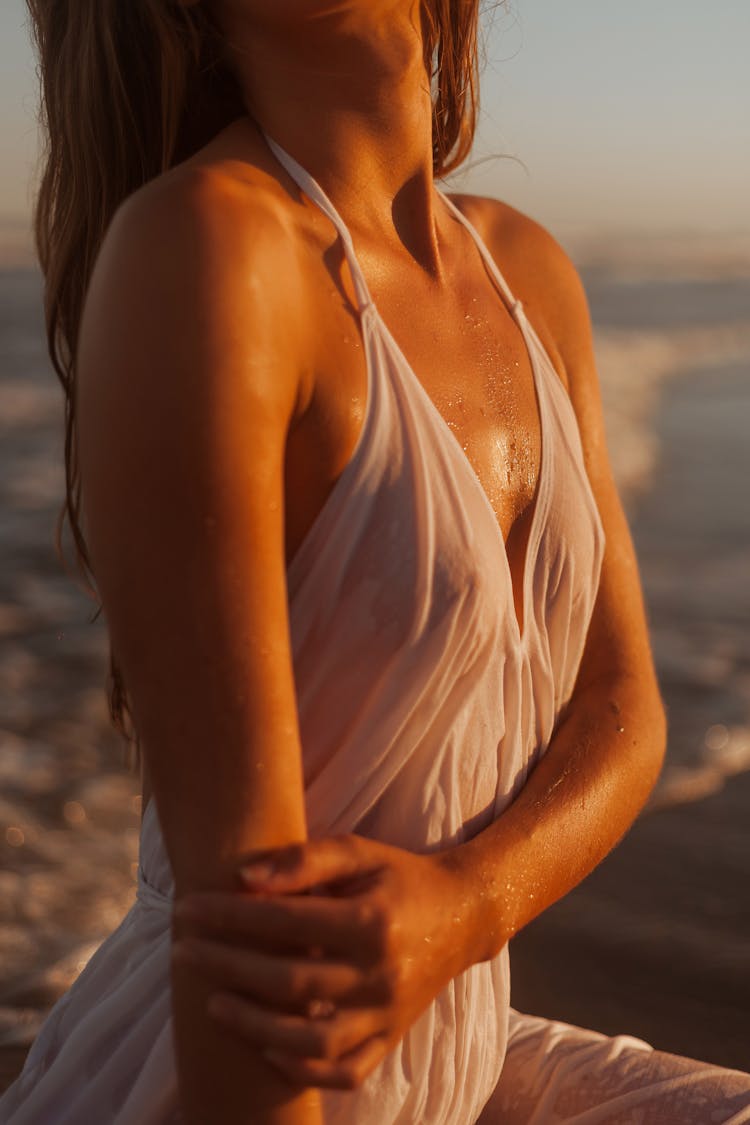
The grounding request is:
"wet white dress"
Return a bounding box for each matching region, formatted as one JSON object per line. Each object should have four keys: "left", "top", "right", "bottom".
{"left": 2, "top": 134, "right": 749, "bottom": 1124}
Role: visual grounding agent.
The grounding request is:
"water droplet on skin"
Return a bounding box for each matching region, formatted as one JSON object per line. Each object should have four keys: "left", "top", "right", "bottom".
{"left": 616, "top": 725, "right": 625, "bottom": 734}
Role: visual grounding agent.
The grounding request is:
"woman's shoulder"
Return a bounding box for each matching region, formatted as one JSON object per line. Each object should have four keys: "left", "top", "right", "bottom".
{"left": 443, "top": 191, "right": 594, "bottom": 391}
{"left": 442, "top": 191, "right": 584, "bottom": 301}
{"left": 100, "top": 147, "right": 306, "bottom": 311}
{"left": 77, "top": 145, "right": 319, "bottom": 472}
{"left": 80, "top": 137, "right": 319, "bottom": 419}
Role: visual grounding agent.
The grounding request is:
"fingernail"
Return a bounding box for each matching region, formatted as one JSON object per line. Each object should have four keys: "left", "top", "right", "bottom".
{"left": 240, "top": 861, "right": 276, "bottom": 883}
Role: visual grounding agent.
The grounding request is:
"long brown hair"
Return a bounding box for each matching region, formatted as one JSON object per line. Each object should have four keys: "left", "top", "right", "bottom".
{"left": 25, "top": 0, "right": 482, "bottom": 766}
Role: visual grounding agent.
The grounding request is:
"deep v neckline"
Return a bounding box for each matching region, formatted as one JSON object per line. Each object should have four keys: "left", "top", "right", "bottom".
{"left": 369, "top": 289, "right": 550, "bottom": 650}
{"left": 262, "top": 130, "right": 550, "bottom": 650}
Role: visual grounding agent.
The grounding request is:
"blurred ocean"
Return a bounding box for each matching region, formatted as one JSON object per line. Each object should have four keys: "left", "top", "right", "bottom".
{"left": 1, "top": 245, "right": 749, "bottom": 1077}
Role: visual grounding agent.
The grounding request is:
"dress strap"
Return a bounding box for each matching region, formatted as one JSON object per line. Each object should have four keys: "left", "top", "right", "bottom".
{"left": 436, "top": 188, "right": 522, "bottom": 315}
{"left": 262, "top": 133, "right": 521, "bottom": 322}
{"left": 261, "top": 131, "right": 374, "bottom": 315}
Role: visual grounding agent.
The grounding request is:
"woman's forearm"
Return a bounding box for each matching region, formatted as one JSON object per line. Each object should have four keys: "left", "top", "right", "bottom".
{"left": 172, "top": 958, "right": 323, "bottom": 1125}
{"left": 442, "top": 670, "right": 667, "bottom": 966}
{"left": 77, "top": 188, "right": 332, "bottom": 1124}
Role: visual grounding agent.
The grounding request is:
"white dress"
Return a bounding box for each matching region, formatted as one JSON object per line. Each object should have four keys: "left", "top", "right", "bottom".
{"left": 2, "top": 133, "right": 748, "bottom": 1124}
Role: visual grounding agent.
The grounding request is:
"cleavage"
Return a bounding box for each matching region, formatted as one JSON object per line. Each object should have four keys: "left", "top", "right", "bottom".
{"left": 374, "top": 280, "right": 541, "bottom": 519}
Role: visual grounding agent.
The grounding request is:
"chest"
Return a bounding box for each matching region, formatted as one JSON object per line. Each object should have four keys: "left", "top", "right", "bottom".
{"left": 285, "top": 266, "right": 547, "bottom": 574}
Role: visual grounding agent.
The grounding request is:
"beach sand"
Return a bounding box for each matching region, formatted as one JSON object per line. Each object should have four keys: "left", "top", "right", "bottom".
{"left": 1, "top": 251, "right": 748, "bottom": 1093}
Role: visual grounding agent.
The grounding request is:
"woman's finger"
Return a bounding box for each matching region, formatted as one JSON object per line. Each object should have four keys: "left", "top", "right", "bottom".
{"left": 172, "top": 937, "right": 389, "bottom": 1009}
{"left": 208, "top": 991, "right": 385, "bottom": 1062}
{"left": 263, "top": 1031, "right": 391, "bottom": 1090}
{"left": 238, "top": 834, "right": 381, "bottom": 895}
{"left": 175, "top": 891, "right": 383, "bottom": 961}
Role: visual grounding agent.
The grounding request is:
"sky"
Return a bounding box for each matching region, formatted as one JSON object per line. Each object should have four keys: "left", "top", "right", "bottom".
{"left": 1, "top": 0, "right": 748, "bottom": 238}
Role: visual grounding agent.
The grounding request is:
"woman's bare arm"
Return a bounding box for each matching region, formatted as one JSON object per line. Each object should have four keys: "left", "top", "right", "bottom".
{"left": 77, "top": 166, "right": 322, "bottom": 1125}
{"left": 441, "top": 213, "right": 668, "bottom": 963}
{"left": 106, "top": 200, "right": 667, "bottom": 1096}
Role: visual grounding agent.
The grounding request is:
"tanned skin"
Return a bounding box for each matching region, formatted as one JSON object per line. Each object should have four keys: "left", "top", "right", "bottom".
{"left": 77, "top": 2, "right": 665, "bottom": 1121}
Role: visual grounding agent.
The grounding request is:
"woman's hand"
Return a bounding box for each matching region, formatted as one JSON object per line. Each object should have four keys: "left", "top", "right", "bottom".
{"left": 171, "top": 834, "right": 479, "bottom": 1090}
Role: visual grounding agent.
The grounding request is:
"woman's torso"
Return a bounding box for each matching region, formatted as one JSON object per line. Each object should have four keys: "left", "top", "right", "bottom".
{"left": 0, "top": 116, "right": 607, "bottom": 1125}
{"left": 78, "top": 124, "right": 605, "bottom": 1125}
{"left": 141, "top": 119, "right": 565, "bottom": 816}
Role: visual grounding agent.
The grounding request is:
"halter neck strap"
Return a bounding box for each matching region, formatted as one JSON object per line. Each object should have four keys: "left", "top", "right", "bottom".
{"left": 261, "top": 131, "right": 374, "bottom": 314}
{"left": 436, "top": 189, "right": 521, "bottom": 313}
{"left": 261, "top": 130, "right": 522, "bottom": 318}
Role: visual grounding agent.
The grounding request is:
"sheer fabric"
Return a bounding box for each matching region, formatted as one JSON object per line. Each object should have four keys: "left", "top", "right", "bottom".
{"left": 477, "top": 1011, "right": 750, "bottom": 1124}
{"left": 3, "top": 134, "right": 739, "bottom": 1125}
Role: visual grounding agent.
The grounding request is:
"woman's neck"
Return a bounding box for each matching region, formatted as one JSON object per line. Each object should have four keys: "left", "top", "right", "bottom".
{"left": 216, "top": 0, "right": 445, "bottom": 277}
